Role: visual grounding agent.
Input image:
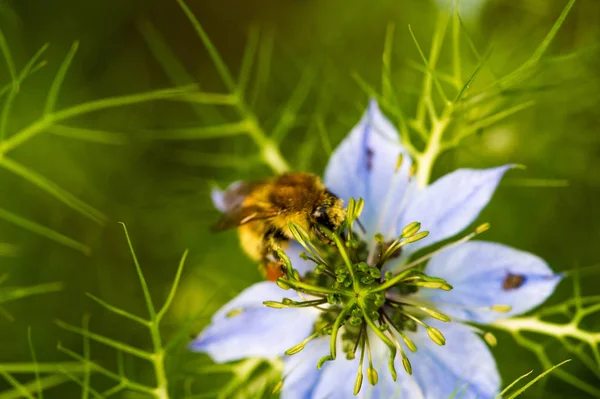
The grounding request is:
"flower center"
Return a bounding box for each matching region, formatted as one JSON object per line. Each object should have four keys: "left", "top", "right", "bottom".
{"left": 264, "top": 198, "right": 461, "bottom": 394}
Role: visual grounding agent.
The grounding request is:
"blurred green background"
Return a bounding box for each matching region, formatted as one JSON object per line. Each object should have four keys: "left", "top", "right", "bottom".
{"left": 0, "top": 0, "right": 599, "bottom": 397}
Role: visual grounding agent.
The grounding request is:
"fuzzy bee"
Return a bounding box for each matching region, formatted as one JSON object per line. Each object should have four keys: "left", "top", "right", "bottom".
{"left": 211, "top": 172, "right": 346, "bottom": 280}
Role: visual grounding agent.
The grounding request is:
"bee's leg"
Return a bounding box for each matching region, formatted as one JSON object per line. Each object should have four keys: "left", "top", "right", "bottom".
{"left": 260, "top": 226, "right": 289, "bottom": 281}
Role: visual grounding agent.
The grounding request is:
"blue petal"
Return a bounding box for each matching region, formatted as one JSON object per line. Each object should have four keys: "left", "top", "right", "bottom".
{"left": 281, "top": 338, "right": 329, "bottom": 399}
{"left": 419, "top": 241, "right": 562, "bottom": 323}
{"left": 189, "top": 282, "right": 319, "bottom": 362}
{"left": 324, "top": 99, "right": 413, "bottom": 238}
{"left": 408, "top": 319, "right": 500, "bottom": 399}
{"left": 211, "top": 187, "right": 226, "bottom": 212}
{"left": 398, "top": 165, "right": 513, "bottom": 255}
{"left": 311, "top": 331, "right": 424, "bottom": 399}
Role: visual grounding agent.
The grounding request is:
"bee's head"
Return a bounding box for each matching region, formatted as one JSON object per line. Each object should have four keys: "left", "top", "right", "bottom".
{"left": 311, "top": 190, "right": 346, "bottom": 244}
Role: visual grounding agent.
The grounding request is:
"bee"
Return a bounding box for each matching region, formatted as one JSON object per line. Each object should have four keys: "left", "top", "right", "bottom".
{"left": 211, "top": 172, "right": 346, "bottom": 281}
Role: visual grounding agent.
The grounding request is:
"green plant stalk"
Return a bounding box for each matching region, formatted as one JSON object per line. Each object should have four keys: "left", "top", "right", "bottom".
{"left": 415, "top": 108, "right": 452, "bottom": 188}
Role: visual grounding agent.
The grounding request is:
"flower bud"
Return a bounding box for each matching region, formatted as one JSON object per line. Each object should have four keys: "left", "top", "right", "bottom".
{"left": 369, "top": 268, "right": 381, "bottom": 279}
{"left": 315, "top": 264, "right": 327, "bottom": 274}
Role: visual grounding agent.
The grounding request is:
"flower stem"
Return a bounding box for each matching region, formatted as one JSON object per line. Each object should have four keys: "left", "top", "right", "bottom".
{"left": 415, "top": 109, "right": 452, "bottom": 188}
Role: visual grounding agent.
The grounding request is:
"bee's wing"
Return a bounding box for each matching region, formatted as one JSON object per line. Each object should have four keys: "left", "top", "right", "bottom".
{"left": 210, "top": 180, "right": 279, "bottom": 232}
{"left": 210, "top": 205, "right": 280, "bottom": 232}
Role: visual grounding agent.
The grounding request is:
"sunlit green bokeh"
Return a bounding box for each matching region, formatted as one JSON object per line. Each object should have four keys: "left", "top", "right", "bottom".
{"left": 0, "top": 0, "right": 599, "bottom": 397}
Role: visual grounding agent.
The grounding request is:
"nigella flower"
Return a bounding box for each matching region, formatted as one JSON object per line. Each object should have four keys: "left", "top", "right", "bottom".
{"left": 191, "top": 100, "right": 562, "bottom": 398}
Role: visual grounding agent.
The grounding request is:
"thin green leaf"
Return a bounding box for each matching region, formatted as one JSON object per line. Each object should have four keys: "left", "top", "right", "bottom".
{"left": 0, "top": 207, "right": 90, "bottom": 254}
{"left": 56, "top": 320, "right": 154, "bottom": 360}
{"left": 381, "top": 23, "right": 395, "bottom": 103}
{"left": 238, "top": 26, "right": 260, "bottom": 96}
{"left": 495, "top": 370, "right": 533, "bottom": 399}
{"left": 56, "top": 344, "right": 154, "bottom": 395}
{"left": 271, "top": 67, "right": 314, "bottom": 142}
{"left": 177, "top": 0, "right": 236, "bottom": 91}
{"left": 85, "top": 293, "right": 149, "bottom": 326}
{"left": 0, "top": 43, "right": 49, "bottom": 141}
{"left": 0, "top": 374, "right": 70, "bottom": 399}
{"left": 0, "top": 156, "right": 106, "bottom": 225}
{"left": 119, "top": 223, "right": 156, "bottom": 318}
{"left": 506, "top": 360, "right": 571, "bottom": 399}
{"left": 48, "top": 125, "right": 128, "bottom": 145}
{"left": 0, "top": 374, "right": 71, "bottom": 399}
{"left": 44, "top": 41, "right": 79, "bottom": 115}
{"left": 0, "top": 282, "right": 64, "bottom": 305}
{"left": 527, "top": 0, "right": 577, "bottom": 65}
{"left": 0, "top": 363, "right": 90, "bottom": 374}
{"left": 250, "top": 27, "right": 274, "bottom": 107}
{"left": 451, "top": 100, "right": 535, "bottom": 143}
{"left": 0, "top": 243, "right": 18, "bottom": 257}
{"left": 136, "top": 19, "right": 225, "bottom": 123}
{"left": 156, "top": 249, "right": 188, "bottom": 321}
{"left": 0, "top": 85, "right": 195, "bottom": 154}
{"left": 144, "top": 120, "right": 249, "bottom": 140}
{"left": 0, "top": 28, "right": 17, "bottom": 84}
{"left": 26, "top": 328, "right": 42, "bottom": 399}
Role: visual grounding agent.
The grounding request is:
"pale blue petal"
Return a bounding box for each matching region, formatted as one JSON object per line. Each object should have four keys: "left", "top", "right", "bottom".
{"left": 398, "top": 165, "right": 513, "bottom": 255}
{"left": 420, "top": 241, "right": 562, "bottom": 323}
{"left": 324, "top": 99, "right": 413, "bottom": 238}
{"left": 408, "top": 319, "right": 500, "bottom": 399}
{"left": 189, "top": 282, "right": 319, "bottom": 362}
{"left": 311, "top": 331, "right": 424, "bottom": 399}
{"left": 211, "top": 187, "right": 226, "bottom": 212}
{"left": 281, "top": 338, "right": 329, "bottom": 399}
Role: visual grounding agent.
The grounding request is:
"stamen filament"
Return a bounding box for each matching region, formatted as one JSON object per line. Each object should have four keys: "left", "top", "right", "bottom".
{"left": 370, "top": 267, "right": 418, "bottom": 293}
{"left": 330, "top": 231, "right": 359, "bottom": 291}
{"left": 330, "top": 301, "right": 356, "bottom": 360}
{"left": 358, "top": 300, "right": 397, "bottom": 381}
{"left": 288, "top": 223, "right": 329, "bottom": 266}
{"left": 354, "top": 333, "right": 366, "bottom": 395}
{"left": 394, "top": 223, "right": 489, "bottom": 274}
{"left": 365, "top": 334, "right": 379, "bottom": 385}
{"left": 386, "top": 299, "right": 451, "bottom": 322}
{"left": 284, "top": 323, "right": 332, "bottom": 355}
{"left": 278, "top": 278, "right": 350, "bottom": 296}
